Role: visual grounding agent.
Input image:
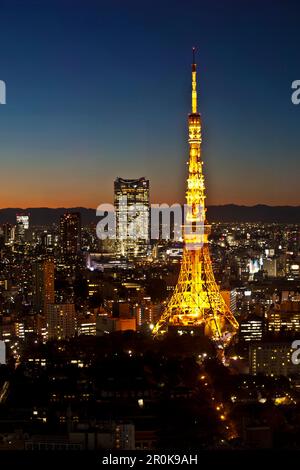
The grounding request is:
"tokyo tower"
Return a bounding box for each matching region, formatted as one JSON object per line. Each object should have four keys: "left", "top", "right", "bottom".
{"left": 153, "top": 49, "right": 238, "bottom": 347}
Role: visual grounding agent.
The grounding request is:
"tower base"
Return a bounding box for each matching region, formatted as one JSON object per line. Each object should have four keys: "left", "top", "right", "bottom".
{"left": 167, "top": 324, "right": 205, "bottom": 337}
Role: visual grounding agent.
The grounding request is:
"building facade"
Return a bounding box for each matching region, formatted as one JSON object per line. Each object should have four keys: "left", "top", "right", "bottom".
{"left": 60, "top": 212, "right": 81, "bottom": 256}
{"left": 268, "top": 301, "right": 300, "bottom": 333}
{"left": 32, "top": 257, "right": 55, "bottom": 314}
{"left": 114, "top": 177, "right": 149, "bottom": 259}
{"left": 249, "top": 342, "right": 299, "bottom": 376}
{"left": 46, "top": 303, "right": 76, "bottom": 340}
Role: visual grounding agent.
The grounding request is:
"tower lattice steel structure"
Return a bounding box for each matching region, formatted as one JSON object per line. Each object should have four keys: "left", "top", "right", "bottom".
{"left": 153, "top": 49, "right": 238, "bottom": 346}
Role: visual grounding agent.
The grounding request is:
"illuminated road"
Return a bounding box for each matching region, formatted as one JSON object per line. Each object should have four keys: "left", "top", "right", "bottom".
{"left": 198, "top": 368, "right": 238, "bottom": 443}
{"left": 0, "top": 381, "right": 9, "bottom": 404}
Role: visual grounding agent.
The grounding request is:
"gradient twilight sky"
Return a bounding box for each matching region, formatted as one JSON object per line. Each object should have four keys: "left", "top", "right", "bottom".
{"left": 0, "top": 0, "right": 299, "bottom": 208}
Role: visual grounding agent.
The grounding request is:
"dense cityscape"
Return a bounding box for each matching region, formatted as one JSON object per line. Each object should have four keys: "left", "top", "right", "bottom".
{"left": 0, "top": 201, "right": 300, "bottom": 450}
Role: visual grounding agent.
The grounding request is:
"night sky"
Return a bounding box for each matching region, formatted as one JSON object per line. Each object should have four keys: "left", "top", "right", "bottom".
{"left": 0, "top": 0, "right": 299, "bottom": 208}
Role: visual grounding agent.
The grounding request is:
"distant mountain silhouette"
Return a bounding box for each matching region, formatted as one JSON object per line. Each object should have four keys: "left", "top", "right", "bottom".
{"left": 0, "top": 207, "right": 96, "bottom": 226}
{"left": 0, "top": 205, "right": 300, "bottom": 225}
{"left": 208, "top": 204, "right": 300, "bottom": 223}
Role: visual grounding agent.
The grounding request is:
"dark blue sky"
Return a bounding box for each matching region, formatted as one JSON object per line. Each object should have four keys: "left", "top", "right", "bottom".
{"left": 0, "top": 0, "right": 299, "bottom": 207}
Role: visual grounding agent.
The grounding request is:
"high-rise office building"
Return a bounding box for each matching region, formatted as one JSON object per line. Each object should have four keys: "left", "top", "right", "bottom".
{"left": 32, "top": 257, "right": 55, "bottom": 314}
{"left": 114, "top": 177, "right": 150, "bottom": 259}
{"left": 16, "top": 212, "right": 30, "bottom": 242}
{"left": 263, "top": 257, "right": 277, "bottom": 277}
{"left": 60, "top": 212, "right": 81, "bottom": 255}
{"left": 240, "top": 315, "right": 264, "bottom": 342}
{"left": 2, "top": 223, "right": 15, "bottom": 245}
{"left": 16, "top": 212, "right": 30, "bottom": 230}
{"left": 41, "top": 230, "right": 53, "bottom": 250}
{"left": 46, "top": 303, "right": 76, "bottom": 340}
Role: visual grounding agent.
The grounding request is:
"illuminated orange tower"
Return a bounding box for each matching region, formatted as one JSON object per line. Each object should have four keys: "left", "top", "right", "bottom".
{"left": 153, "top": 49, "right": 238, "bottom": 347}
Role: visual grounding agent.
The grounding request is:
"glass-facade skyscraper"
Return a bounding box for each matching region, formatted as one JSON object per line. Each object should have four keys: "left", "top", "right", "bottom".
{"left": 114, "top": 177, "right": 150, "bottom": 259}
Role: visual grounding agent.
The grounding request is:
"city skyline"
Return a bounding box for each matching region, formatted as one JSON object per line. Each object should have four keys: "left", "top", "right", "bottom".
{"left": 0, "top": 0, "right": 300, "bottom": 208}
